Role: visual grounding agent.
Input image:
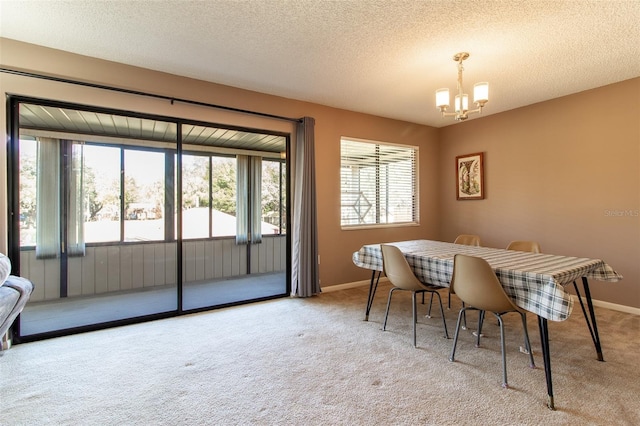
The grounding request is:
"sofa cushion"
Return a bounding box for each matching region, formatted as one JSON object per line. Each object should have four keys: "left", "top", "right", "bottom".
{"left": 0, "top": 287, "right": 20, "bottom": 328}
{"left": 0, "top": 254, "right": 10, "bottom": 286}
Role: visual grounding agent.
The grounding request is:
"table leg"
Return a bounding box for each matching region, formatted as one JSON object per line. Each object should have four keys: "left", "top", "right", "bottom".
{"left": 538, "top": 316, "right": 555, "bottom": 410}
{"left": 364, "top": 270, "right": 381, "bottom": 321}
{"left": 572, "top": 277, "right": 604, "bottom": 361}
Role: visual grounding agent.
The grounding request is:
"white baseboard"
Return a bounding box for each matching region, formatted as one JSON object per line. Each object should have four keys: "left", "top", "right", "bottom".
{"left": 572, "top": 294, "right": 640, "bottom": 316}
{"left": 321, "top": 277, "right": 388, "bottom": 293}
{"left": 322, "top": 280, "right": 639, "bottom": 316}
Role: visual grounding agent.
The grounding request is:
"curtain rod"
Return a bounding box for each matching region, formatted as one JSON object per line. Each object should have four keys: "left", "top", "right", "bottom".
{"left": 1, "top": 67, "right": 303, "bottom": 124}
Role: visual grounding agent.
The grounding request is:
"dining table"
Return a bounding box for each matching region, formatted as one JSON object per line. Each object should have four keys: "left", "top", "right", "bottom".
{"left": 352, "top": 239, "right": 623, "bottom": 410}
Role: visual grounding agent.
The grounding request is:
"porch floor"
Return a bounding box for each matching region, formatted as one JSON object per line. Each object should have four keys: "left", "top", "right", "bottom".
{"left": 19, "top": 272, "right": 287, "bottom": 337}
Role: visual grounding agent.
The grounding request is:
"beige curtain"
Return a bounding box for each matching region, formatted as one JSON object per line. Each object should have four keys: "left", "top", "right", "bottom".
{"left": 236, "top": 155, "right": 263, "bottom": 244}
{"left": 250, "top": 156, "right": 262, "bottom": 244}
{"left": 35, "top": 138, "right": 85, "bottom": 258}
{"left": 35, "top": 137, "right": 60, "bottom": 259}
{"left": 236, "top": 155, "right": 249, "bottom": 244}
{"left": 67, "top": 142, "right": 85, "bottom": 256}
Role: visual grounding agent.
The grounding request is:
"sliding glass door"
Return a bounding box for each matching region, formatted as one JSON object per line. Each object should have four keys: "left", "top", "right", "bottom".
{"left": 9, "top": 97, "right": 289, "bottom": 341}
{"left": 13, "top": 103, "right": 179, "bottom": 337}
{"left": 180, "top": 124, "right": 288, "bottom": 311}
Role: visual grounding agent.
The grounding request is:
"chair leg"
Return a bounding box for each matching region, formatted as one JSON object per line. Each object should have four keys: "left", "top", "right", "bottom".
{"left": 449, "top": 308, "right": 468, "bottom": 362}
{"left": 431, "top": 290, "right": 449, "bottom": 339}
{"left": 461, "top": 302, "right": 467, "bottom": 330}
{"left": 412, "top": 291, "right": 418, "bottom": 347}
{"left": 496, "top": 313, "right": 508, "bottom": 388}
{"left": 422, "top": 292, "right": 433, "bottom": 318}
{"left": 382, "top": 287, "right": 397, "bottom": 331}
{"left": 475, "top": 310, "right": 485, "bottom": 347}
{"left": 422, "top": 290, "right": 434, "bottom": 316}
{"left": 520, "top": 312, "right": 536, "bottom": 368}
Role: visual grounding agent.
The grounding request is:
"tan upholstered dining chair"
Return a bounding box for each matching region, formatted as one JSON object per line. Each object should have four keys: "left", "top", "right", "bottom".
{"left": 448, "top": 254, "right": 535, "bottom": 388}
{"left": 381, "top": 244, "right": 449, "bottom": 347}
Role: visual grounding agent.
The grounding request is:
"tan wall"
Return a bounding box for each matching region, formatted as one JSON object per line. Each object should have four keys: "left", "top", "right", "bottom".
{"left": 437, "top": 78, "right": 640, "bottom": 308}
{"left": 1, "top": 39, "right": 636, "bottom": 309}
{"left": 0, "top": 39, "right": 440, "bottom": 291}
{"left": 312, "top": 111, "right": 441, "bottom": 286}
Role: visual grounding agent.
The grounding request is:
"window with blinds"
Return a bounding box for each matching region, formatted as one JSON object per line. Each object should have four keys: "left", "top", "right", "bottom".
{"left": 340, "top": 137, "right": 418, "bottom": 227}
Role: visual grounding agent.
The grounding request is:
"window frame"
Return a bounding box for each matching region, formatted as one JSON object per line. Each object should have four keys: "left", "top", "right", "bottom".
{"left": 340, "top": 136, "right": 419, "bottom": 230}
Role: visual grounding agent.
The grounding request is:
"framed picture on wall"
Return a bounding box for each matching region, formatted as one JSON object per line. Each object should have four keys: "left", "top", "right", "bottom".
{"left": 456, "top": 152, "right": 484, "bottom": 200}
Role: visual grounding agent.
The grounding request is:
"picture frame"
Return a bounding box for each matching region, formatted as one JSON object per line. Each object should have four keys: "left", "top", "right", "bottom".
{"left": 456, "top": 152, "right": 484, "bottom": 200}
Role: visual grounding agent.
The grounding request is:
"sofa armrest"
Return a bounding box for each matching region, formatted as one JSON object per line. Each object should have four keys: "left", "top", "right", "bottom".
{"left": 0, "top": 275, "right": 35, "bottom": 344}
{"left": 3, "top": 275, "right": 35, "bottom": 298}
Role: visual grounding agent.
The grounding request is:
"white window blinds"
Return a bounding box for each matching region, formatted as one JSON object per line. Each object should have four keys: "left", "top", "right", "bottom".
{"left": 340, "top": 138, "right": 418, "bottom": 227}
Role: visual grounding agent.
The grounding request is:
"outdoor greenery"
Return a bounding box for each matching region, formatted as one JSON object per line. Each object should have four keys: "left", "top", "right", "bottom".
{"left": 19, "top": 139, "right": 285, "bottom": 245}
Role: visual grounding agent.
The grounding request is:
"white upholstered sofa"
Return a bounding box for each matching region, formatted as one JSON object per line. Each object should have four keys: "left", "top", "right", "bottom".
{"left": 0, "top": 254, "right": 34, "bottom": 350}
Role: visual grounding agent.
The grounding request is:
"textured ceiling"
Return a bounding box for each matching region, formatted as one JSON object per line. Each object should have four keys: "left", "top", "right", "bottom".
{"left": 1, "top": 0, "right": 639, "bottom": 128}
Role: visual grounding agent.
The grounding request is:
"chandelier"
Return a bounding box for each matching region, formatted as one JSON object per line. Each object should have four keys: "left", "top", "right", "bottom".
{"left": 436, "top": 52, "right": 488, "bottom": 121}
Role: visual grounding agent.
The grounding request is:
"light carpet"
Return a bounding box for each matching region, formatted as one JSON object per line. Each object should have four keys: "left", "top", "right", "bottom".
{"left": 1, "top": 283, "right": 639, "bottom": 425}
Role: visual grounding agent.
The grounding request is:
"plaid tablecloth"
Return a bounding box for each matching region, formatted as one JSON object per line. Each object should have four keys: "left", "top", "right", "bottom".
{"left": 352, "top": 240, "right": 623, "bottom": 322}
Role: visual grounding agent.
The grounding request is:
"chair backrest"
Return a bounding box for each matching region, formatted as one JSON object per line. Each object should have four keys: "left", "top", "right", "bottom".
{"left": 450, "top": 254, "right": 518, "bottom": 313}
{"left": 381, "top": 245, "right": 425, "bottom": 291}
{"left": 454, "top": 234, "right": 481, "bottom": 246}
{"left": 506, "top": 240, "right": 541, "bottom": 253}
